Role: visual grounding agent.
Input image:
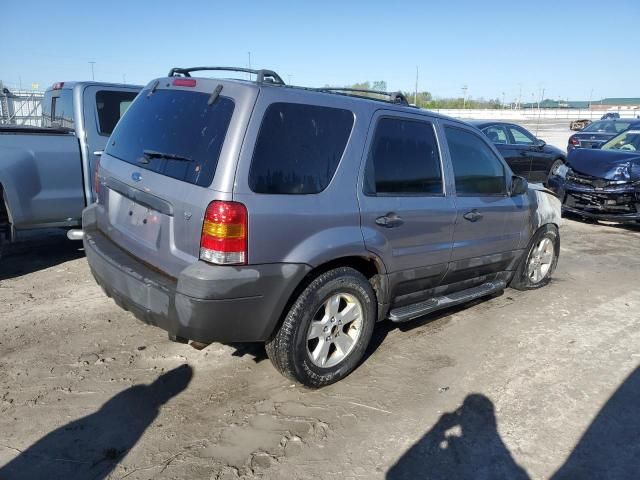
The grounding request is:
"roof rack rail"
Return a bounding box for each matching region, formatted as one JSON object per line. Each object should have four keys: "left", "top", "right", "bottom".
{"left": 167, "top": 66, "right": 285, "bottom": 85}
{"left": 313, "top": 87, "right": 409, "bottom": 106}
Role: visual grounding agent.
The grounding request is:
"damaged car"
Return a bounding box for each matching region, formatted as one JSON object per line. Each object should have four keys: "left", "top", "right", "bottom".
{"left": 549, "top": 129, "right": 640, "bottom": 223}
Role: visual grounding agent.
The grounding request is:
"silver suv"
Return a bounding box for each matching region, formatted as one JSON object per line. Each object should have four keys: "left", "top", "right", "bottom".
{"left": 83, "top": 66, "right": 561, "bottom": 387}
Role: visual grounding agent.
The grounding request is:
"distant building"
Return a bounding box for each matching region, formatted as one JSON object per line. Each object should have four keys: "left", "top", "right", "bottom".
{"left": 590, "top": 98, "right": 640, "bottom": 111}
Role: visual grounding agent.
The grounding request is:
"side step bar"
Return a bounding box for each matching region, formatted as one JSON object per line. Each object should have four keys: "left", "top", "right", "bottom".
{"left": 388, "top": 280, "right": 507, "bottom": 323}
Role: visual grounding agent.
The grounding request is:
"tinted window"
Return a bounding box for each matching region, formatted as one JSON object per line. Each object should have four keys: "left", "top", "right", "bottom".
{"left": 508, "top": 126, "right": 535, "bottom": 145}
{"left": 96, "top": 90, "right": 138, "bottom": 136}
{"left": 52, "top": 90, "right": 74, "bottom": 129}
{"left": 105, "top": 89, "right": 234, "bottom": 187}
{"left": 582, "top": 120, "right": 630, "bottom": 133}
{"left": 482, "top": 125, "right": 508, "bottom": 144}
{"left": 445, "top": 127, "right": 506, "bottom": 195}
{"left": 365, "top": 117, "right": 442, "bottom": 195}
{"left": 249, "top": 103, "right": 354, "bottom": 194}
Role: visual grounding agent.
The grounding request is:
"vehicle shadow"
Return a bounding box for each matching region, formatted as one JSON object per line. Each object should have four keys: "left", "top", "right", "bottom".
{"left": 386, "top": 393, "right": 530, "bottom": 480}
{"left": 0, "top": 229, "right": 85, "bottom": 281}
{"left": 0, "top": 364, "right": 193, "bottom": 480}
{"left": 386, "top": 366, "right": 640, "bottom": 480}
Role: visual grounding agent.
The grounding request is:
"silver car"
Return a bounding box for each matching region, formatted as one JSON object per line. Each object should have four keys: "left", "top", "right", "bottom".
{"left": 83, "top": 67, "right": 561, "bottom": 387}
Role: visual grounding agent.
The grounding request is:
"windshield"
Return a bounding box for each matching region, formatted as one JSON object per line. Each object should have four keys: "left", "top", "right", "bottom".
{"left": 601, "top": 131, "right": 640, "bottom": 151}
{"left": 581, "top": 120, "right": 631, "bottom": 134}
{"left": 105, "top": 88, "right": 235, "bottom": 187}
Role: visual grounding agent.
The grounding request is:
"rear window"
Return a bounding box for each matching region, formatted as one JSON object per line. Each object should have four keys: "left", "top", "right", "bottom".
{"left": 249, "top": 103, "right": 354, "bottom": 194}
{"left": 105, "top": 89, "right": 235, "bottom": 187}
{"left": 582, "top": 120, "right": 630, "bottom": 133}
{"left": 96, "top": 90, "right": 138, "bottom": 136}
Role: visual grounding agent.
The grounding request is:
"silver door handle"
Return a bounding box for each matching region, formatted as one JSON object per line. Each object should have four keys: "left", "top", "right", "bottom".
{"left": 375, "top": 213, "right": 404, "bottom": 228}
{"left": 463, "top": 210, "right": 483, "bottom": 222}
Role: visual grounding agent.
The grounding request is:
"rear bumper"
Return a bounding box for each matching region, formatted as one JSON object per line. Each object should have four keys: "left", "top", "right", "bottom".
{"left": 82, "top": 207, "right": 310, "bottom": 343}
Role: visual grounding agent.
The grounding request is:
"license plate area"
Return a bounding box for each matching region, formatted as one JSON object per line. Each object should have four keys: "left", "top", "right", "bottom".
{"left": 108, "top": 189, "right": 162, "bottom": 249}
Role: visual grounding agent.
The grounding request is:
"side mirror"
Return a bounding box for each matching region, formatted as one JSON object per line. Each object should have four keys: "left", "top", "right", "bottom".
{"left": 511, "top": 176, "right": 528, "bottom": 196}
{"left": 535, "top": 138, "right": 546, "bottom": 148}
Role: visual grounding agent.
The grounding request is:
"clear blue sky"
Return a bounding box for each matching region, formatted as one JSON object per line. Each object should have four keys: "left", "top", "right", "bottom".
{"left": 4, "top": 0, "right": 638, "bottom": 102}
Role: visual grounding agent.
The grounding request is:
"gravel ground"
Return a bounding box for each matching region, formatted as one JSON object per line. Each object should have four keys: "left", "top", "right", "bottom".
{"left": 1, "top": 122, "right": 639, "bottom": 479}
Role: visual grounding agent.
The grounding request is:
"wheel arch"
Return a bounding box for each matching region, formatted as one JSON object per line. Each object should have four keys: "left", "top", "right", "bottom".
{"left": 267, "top": 254, "right": 387, "bottom": 341}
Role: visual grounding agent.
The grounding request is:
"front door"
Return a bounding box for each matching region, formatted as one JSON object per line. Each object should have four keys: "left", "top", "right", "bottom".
{"left": 440, "top": 122, "right": 527, "bottom": 283}
{"left": 358, "top": 111, "right": 456, "bottom": 306}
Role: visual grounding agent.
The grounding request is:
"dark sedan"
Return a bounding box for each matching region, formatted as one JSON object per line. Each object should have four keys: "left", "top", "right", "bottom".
{"left": 470, "top": 121, "right": 565, "bottom": 183}
{"left": 548, "top": 129, "right": 640, "bottom": 223}
{"left": 567, "top": 119, "right": 640, "bottom": 152}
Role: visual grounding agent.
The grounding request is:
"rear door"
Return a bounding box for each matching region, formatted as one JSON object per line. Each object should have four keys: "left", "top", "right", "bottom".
{"left": 358, "top": 111, "right": 456, "bottom": 306}
{"left": 440, "top": 121, "right": 526, "bottom": 282}
{"left": 82, "top": 85, "right": 140, "bottom": 202}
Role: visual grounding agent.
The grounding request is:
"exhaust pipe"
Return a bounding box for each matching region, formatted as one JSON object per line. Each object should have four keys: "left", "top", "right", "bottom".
{"left": 67, "top": 229, "right": 84, "bottom": 241}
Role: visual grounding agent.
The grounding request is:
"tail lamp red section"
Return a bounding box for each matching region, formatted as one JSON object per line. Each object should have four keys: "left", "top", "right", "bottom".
{"left": 200, "top": 201, "right": 248, "bottom": 265}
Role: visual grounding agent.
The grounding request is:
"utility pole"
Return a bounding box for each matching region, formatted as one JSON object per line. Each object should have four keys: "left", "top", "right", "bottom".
{"left": 502, "top": 91, "right": 506, "bottom": 108}
{"left": 89, "top": 61, "right": 96, "bottom": 81}
{"left": 517, "top": 83, "right": 522, "bottom": 109}
{"left": 462, "top": 84, "right": 468, "bottom": 109}
{"left": 415, "top": 66, "right": 419, "bottom": 107}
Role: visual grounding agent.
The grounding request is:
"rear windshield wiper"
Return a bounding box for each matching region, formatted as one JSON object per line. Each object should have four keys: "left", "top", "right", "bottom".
{"left": 141, "top": 149, "right": 193, "bottom": 164}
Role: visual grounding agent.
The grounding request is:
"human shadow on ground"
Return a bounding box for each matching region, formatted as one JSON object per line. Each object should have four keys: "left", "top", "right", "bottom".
{"left": 387, "top": 366, "right": 640, "bottom": 480}
{"left": 386, "top": 393, "right": 530, "bottom": 480}
{"left": 0, "top": 364, "right": 193, "bottom": 480}
{"left": 551, "top": 366, "right": 640, "bottom": 480}
{"left": 0, "top": 229, "right": 84, "bottom": 281}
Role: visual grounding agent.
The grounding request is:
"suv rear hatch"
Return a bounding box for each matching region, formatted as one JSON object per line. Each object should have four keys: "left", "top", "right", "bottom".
{"left": 95, "top": 78, "right": 257, "bottom": 278}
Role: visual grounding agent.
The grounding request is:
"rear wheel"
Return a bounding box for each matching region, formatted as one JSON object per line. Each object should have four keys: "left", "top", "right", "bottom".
{"left": 266, "top": 267, "right": 376, "bottom": 388}
{"left": 511, "top": 225, "right": 559, "bottom": 290}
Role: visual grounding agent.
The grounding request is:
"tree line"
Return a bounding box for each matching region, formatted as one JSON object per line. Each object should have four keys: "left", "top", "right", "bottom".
{"left": 328, "top": 81, "right": 503, "bottom": 109}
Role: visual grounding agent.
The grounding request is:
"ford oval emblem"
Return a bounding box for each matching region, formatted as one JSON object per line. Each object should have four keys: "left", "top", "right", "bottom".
{"left": 131, "top": 172, "right": 142, "bottom": 182}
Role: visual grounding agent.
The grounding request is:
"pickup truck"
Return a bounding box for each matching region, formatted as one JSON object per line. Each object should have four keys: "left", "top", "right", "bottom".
{"left": 0, "top": 81, "right": 141, "bottom": 258}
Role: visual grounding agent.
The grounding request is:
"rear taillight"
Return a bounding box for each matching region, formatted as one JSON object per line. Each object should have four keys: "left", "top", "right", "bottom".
{"left": 569, "top": 136, "right": 580, "bottom": 146}
{"left": 93, "top": 156, "right": 101, "bottom": 201}
{"left": 52, "top": 82, "right": 64, "bottom": 90}
{"left": 200, "top": 201, "right": 247, "bottom": 265}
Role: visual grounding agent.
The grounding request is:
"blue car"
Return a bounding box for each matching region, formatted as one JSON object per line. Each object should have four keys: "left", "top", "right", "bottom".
{"left": 567, "top": 119, "right": 640, "bottom": 152}
{"left": 550, "top": 129, "right": 640, "bottom": 223}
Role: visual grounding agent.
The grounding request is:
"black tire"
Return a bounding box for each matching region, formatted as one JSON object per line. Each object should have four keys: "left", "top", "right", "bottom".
{"left": 266, "top": 267, "right": 377, "bottom": 388}
{"left": 511, "top": 224, "right": 559, "bottom": 291}
{"left": 546, "top": 159, "right": 565, "bottom": 185}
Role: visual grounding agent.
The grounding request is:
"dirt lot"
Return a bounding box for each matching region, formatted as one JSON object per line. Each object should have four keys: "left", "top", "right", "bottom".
{"left": 1, "top": 120, "right": 639, "bottom": 480}
{"left": 1, "top": 217, "right": 639, "bottom": 480}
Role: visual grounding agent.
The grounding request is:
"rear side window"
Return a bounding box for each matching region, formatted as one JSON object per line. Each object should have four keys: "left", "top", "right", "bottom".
{"left": 249, "top": 103, "right": 354, "bottom": 194}
{"left": 96, "top": 90, "right": 138, "bottom": 136}
{"left": 365, "top": 117, "right": 442, "bottom": 195}
{"left": 482, "top": 125, "right": 508, "bottom": 144}
{"left": 105, "top": 89, "right": 235, "bottom": 188}
{"left": 445, "top": 126, "right": 506, "bottom": 196}
{"left": 52, "top": 90, "right": 74, "bottom": 129}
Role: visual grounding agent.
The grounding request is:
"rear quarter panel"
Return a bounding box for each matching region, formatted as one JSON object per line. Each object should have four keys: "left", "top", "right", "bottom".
{"left": 232, "top": 87, "right": 374, "bottom": 267}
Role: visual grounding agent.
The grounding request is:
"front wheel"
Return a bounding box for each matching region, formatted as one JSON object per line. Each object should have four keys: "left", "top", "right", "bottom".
{"left": 266, "top": 267, "right": 377, "bottom": 388}
{"left": 546, "top": 159, "right": 565, "bottom": 185}
{"left": 511, "top": 225, "right": 559, "bottom": 290}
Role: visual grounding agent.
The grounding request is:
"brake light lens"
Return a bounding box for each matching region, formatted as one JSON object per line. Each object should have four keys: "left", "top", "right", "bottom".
{"left": 93, "top": 156, "right": 101, "bottom": 202}
{"left": 200, "top": 201, "right": 247, "bottom": 265}
{"left": 53, "top": 82, "right": 64, "bottom": 90}
{"left": 569, "top": 136, "right": 580, "bottom": 146}
{"left": 172, "top": 78, "right": 197, "bottom": 87}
